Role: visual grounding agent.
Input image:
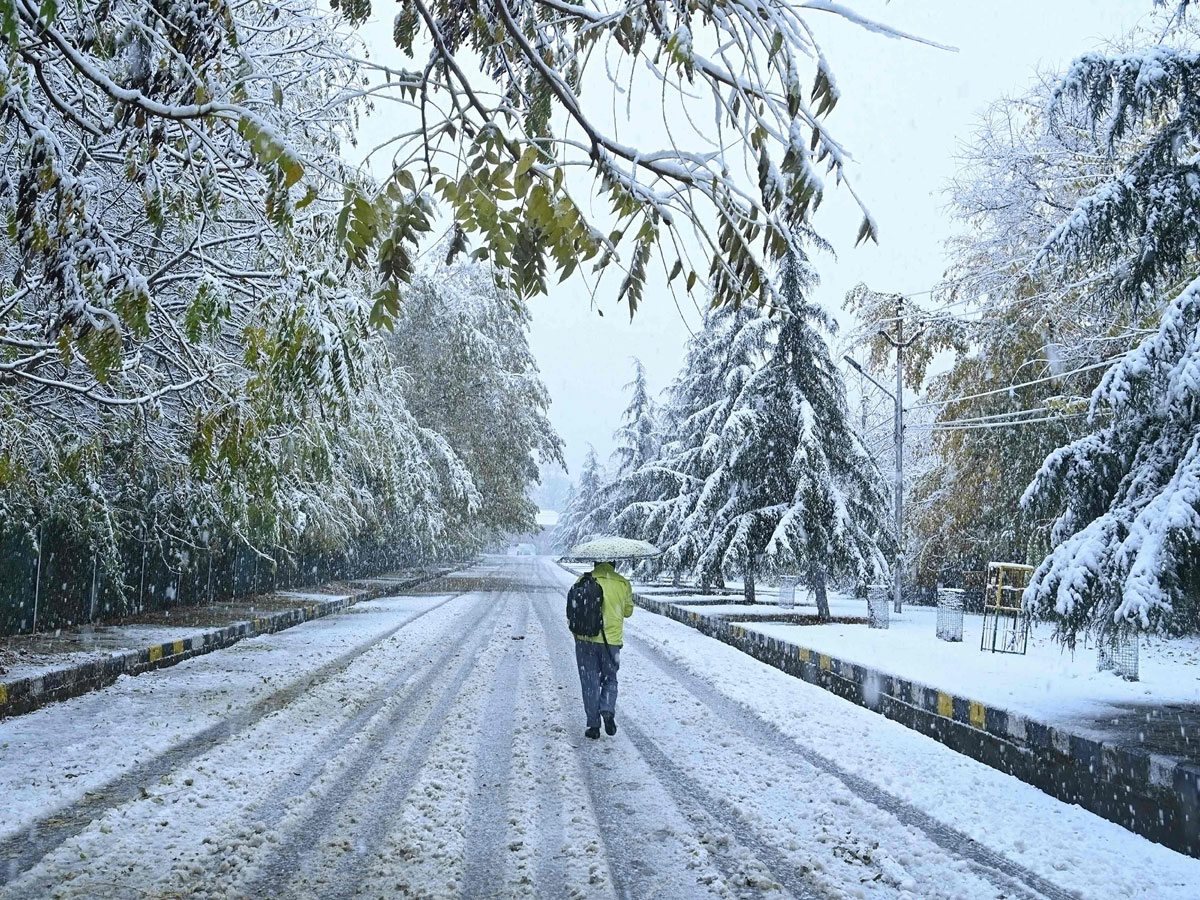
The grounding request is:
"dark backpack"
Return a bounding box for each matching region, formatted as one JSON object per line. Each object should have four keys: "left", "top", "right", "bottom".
{"left": 566, "top": 572, "right": 605, "bottom": 638}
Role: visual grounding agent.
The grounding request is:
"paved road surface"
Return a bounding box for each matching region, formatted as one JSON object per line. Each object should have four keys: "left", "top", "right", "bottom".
{"left": 0, "top": 556, "right": 1194, "bottom": 899}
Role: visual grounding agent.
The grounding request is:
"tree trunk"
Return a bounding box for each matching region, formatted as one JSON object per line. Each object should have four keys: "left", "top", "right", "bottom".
{"left": 672, "top": 568, "right": 681, "bottom": 588}
{"left": 744, "top": 553, "right": 756, "bottom": 604}
{"left": 810, "top": 564, "right": 830, "bottom": 622}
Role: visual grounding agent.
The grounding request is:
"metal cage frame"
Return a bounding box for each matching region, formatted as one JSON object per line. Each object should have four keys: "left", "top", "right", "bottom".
{"left": 980, "top": 562, "right": 1033, "bottom": 655}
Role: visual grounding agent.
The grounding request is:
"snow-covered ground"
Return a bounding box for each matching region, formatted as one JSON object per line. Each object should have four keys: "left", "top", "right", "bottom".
{"left": 651, "top": 585, "right": 1200, "bottom": 733}
{"left": 1, "top": 556, "right": 1196, "bottom": 899}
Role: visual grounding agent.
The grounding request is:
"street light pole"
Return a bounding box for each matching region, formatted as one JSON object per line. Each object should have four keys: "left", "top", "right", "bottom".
{"left": 845, "top": 295, "right": 923, "bottom": 616}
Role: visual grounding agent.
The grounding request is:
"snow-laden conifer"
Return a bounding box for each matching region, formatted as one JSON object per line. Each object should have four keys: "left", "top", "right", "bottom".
{"left": 579, "top": 360, "right": 666, "bottom": 564}
{"left": 554, "top": 448, "right": 609, "bottom": 552}
{"left": 696, "top": 247, "right": 891, "bottom": 611}
{"left": 666, "top": 302, "right": 777, "bottom": 591}
{"left": 1022, "top": 12, "right": 1200, "bottom": 639}
{"left": 610, "top": 312, "right": 743, "bottom": 582}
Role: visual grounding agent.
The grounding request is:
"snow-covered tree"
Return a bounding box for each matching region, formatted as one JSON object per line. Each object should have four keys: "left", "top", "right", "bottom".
{"left": 581, "top": 359, "right": 664, "bottom": 555}
{"left": 387, "top": 258, "right": 564, "bottom": 553}
{"left": 696, "top": 248, "right": 891, "bottom": 612}
{"left": 666, "top": 301, "right": 777, "bottom": 592}
{"left": 612, "top": 310, "right": 746, "bottom": 582}
{"left": 554, "top": 447, "right": 608, "bottom": 552}
{"left": 890, "top": 37, "right": 1173, "bottom": 595}
{"left": 909, "top": 322, "right": 1097, "bottom": 587}
{"left": 1021, "top": 13, "right": 1200, "bottom": 641}
{"left": 0, "top": 0, "right": 423, "bottom": 598}
{"left": 611, "top": 360, "right": 659, "bottom": 477}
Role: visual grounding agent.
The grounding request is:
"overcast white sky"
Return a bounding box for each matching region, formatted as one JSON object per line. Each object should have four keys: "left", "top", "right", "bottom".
{"left": 353, "top": 1, "right": 1148, "bottom": 481}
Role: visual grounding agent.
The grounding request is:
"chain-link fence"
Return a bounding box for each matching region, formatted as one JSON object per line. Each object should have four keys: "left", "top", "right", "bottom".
{"left": 0, "top": 525, "right": 419, "bottom": 636}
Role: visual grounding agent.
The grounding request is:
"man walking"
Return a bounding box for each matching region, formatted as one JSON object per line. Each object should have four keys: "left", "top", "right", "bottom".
{"left": 572, "top": 560, "right": 633, "bottom": 739}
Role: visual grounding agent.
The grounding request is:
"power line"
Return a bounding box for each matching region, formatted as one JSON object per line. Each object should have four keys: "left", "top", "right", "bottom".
{"left": 909, "top": 355, "right": 1125, "bottom": 410}
{"left": 926, "top": 411, "right": 1101, "bottom": 432}
{"left": 920, "top": 404, "right": 1086, "bottom": 427}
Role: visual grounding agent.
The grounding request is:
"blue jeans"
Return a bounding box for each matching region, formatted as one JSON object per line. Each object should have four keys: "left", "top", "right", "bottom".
{"left": 574, "top": 639, "right": 620, "bottom": 729}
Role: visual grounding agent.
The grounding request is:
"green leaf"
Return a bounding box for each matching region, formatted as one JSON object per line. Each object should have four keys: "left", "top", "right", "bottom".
{"left": 0, "top": 0, "right": 19, "bottom": 44}
{"left": 515, "top": 146, "right": 539, "bottom": 178}
{"left": 295, "top": 186, "right": 319, "bottom": 210}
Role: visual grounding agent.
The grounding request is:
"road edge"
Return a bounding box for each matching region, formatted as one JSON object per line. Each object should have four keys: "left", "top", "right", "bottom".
{"left": 633, "top": 587, "right": 1199, "bottom": 858}
{"left": 0, "top": 571, "right": 450, "bottom": 721}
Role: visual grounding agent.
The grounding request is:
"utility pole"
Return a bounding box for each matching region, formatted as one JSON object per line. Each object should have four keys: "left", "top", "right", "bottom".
{"left": 880, "top": 296, "right": 924, "bottom": 614}
{"left": 843, "top": 353, "right": 902, "bottom": 611}
{"left": 845, "top": 294, "right": 922, "bottom": 616}
{"left": 889, "top": 297, "right": 904, "bottom": 615}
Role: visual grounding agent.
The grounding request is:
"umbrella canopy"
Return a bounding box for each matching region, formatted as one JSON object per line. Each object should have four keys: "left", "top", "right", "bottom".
{"left": 563, "top": 536, "right": 662, "bottom": 562}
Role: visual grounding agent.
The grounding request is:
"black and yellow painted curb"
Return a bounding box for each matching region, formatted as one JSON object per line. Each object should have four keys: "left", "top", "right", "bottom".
{"left": 0, "top": 576, "right": 436, "bottom": 721}
{"left": 632, "top": 590, "right": 1200, "bottom": 859}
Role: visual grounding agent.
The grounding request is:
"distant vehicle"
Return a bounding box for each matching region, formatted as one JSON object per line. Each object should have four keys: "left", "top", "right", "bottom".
{"left": 508, "top": 542, "right": 536, "bottom": 557}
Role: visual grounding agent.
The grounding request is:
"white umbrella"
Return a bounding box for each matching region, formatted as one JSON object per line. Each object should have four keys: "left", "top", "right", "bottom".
{"left": 562, "top": 536, "right": 662, "bottom": 562}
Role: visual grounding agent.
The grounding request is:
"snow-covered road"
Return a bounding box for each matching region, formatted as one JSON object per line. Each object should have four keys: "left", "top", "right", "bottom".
{"left": 1, "top": 556, "right": 1196, "bottom": 899}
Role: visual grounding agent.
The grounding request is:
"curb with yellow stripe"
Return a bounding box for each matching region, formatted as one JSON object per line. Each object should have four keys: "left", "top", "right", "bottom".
{"left": 0, "top": 582, "right": 409, "bottom": 721}
{"left": 631, "top": 589, "right": 1200, "bottom": 859}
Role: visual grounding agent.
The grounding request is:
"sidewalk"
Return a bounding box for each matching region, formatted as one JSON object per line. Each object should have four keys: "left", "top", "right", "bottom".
{"left": 625, "top": 579, "right": 1200, "bottom": 857}
{"left": 0, "top": 569, "right": 446, "bottom": 719}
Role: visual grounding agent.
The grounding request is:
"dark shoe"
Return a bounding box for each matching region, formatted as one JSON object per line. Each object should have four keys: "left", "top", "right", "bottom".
{"left": 585, "top": 727, "right": 601, "bottom": 740}
{"left": 602, "top": 713, "right": 617, "bottom": 736}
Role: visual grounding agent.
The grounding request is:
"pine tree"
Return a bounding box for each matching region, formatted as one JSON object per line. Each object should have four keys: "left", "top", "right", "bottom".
{"left": 1022, "top": 17, "right": 1200, "bottom": 641}
{"left": 618, "top": 311, "right": 740, "bottom": 583}
{"left": 590, "top": 360, "right": 667, "bottom": 571}
{"left": 691, "top": 304, "right": 782, "bottom": 600}
{"left": 611, "top": 360, "right": 660, "bottom": 477}
{"left": 554, "top": 448, "right": 608, "bottom": 552}
{"left": 697, "top": 247, "right": 892, "bottom": 612}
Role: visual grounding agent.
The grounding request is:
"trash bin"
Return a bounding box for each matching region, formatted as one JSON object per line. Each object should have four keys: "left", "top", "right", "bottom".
{"left": 867, "top": 584, "right": 890, "bottom": 629}
{"left": 1097, "top": 631, "right": 1139, "bottom": 681}
{"left": 936, "top": 589, "right": 964, "bottom": 642}
{"left": 778, "top": 576, "right": 798, "bottom": 609}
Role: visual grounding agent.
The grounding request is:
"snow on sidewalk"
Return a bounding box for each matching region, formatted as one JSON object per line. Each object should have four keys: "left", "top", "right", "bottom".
{"left": 625, "top": 607, "right": 1200, "bottom": 900}
{"left": 0, "top": 624, "right": 216, "bottom": 683}
{"left": 652, "top": 583, "right": 1200, "bottom": 748}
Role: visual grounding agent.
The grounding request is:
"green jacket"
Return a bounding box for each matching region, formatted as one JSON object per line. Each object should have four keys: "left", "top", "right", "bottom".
{"left": 574, "top": 563, "right": 634, "bottom": 647}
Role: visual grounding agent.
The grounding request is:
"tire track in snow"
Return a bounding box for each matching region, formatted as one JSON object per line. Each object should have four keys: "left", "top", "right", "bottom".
{"left": 248, "top": 590, "right": 496, "bottom": 833}
{"left": 515, "top": 611, "right": 569, "bottom": 895}
{"left": 619, "top": 718, "right": 820, "bottom": 899}
{"left": 460, "top": 594, "right": 528, "bottom": 898}
{"left": 242, "top": 590, "right": 512, "bottom": 898}
{"left": 626, "top": 631, "right": 1079, "bottom": 900}
{"left": 533, "top": 560, "right": 814, "bottom": 898}
{"left": 0, "top": 582, "right": 468, "bottom": 888}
